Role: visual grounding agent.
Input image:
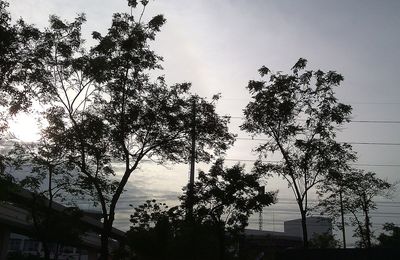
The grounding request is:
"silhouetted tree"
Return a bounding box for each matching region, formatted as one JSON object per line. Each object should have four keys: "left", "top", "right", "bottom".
{"left": 241, "top": 58, "right": 354, "bottom": 247}
{"left": 0, "top": 0, "right": 43, "bottom": 190}
{"left": 0, "top": 0, "right": 43, "bottom": 115}
{"left": 309, "top": 233, "right": 340, "bottom": 249}
{"left": 127, "top": 160, "right": 276, "bottom": 260}
{"left": 378, "top": 223, "right": 400, "bottom": 248}
{"left": 0, "top": 1, "right": 235, "bottom": 258}
{"left": 318, "top": 169, "right": 392, "bottom": 248}
{"left": 6, "top": 139, "right": 86, "bottom": 260}
{"left": 185, "top": 159, "right": 276, "bottom": 259}
{"left": 315, "top": 168, "right": 351, "bottom": 248}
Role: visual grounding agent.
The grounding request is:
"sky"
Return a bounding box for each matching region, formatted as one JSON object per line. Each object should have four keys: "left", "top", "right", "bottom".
{"left": 7, "top": 0, "right": 400, "bottom": 244}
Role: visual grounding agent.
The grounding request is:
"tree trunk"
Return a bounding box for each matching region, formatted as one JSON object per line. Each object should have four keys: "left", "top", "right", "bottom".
{"left": 300, "top": 208, "right": 308, "bottom": 248}
{"left": 100, "top": 226, "right": 111, "bottom": 260}
{"left": 100, "top": 234, "right": 109, "bottom": 260}
{"left": 364, "top": 209, "right": 372, "bottom": 248}
{"left": 218, "top": 225, "right": 225, "bottom": 260}
{"left": 42, "top": 243, "right": 50, "bottom": 260}
{"left": 339, "top": 190, "right": 346, "bottom": 248}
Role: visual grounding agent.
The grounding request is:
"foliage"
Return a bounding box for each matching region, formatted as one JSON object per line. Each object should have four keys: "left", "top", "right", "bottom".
{"left": 318, "top": 169, "right": 392, "bottom": 248}
{"left": 4, "top": 140, "right": 86, "bottom": 260}
{"left": 0, "top": 0, "right": 43, "bottom": 115}
{"left": 185, "top": 159, "right": 276, "bottom": 233}
{"left": 309, "top": 233, "right": 340, "bottom": 249}
{"left": 241, "top": 58, "right": 355, "bottom": 246}
{"left": 0, "top": 1, "right": 235, "bottom": 259}
{"left": 127, "top": 160, "right": 275, "bottom": 260}
{"left": 27, "top": 199, "right": 87, "bottom": 254}
{"left": 127, "top": 201, "right": 222, "bottom": 260}
{"left": 0, "top": 0, "right": 41, "bottom": 193}
{"left": 377, "top": 223, "right": 400, "bottom": 248}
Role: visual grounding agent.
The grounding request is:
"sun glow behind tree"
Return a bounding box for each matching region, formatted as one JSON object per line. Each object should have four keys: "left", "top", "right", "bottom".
{"left": 9, "top": 113, "right": 41, "bottom": 142}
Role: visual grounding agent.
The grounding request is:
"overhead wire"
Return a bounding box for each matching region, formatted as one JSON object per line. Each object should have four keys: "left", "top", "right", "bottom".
{"left": 229, "top": 116, "right": 400, "bottom": 124}
{"left": 235, "top": 137, "right": 400, "bottom": 146}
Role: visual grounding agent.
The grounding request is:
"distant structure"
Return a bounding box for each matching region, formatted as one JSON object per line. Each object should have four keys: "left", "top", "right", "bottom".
{"left": 284, "top": 217, "right": 332, "bottom": 240}
{"left": 0, "top": 189, "right": 124, "bottom": 260}
{"left": 241, "top": 229, "right": 302, "bottom": 258}
{"left": 8, "top": 233, "right": 89, "bottom": 260}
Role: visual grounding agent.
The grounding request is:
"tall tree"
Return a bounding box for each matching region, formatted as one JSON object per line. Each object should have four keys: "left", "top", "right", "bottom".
{"left": 9, "top": 1, "right": 235, "bottom": 258}
{"left": 315, "top": 169, "right": 350, "bottom": 248}
{"left": 241, "top": 58, "right": 354, "bottom": 247}
{"left": 1, "top": 0, "right": 235, "bottom": 258}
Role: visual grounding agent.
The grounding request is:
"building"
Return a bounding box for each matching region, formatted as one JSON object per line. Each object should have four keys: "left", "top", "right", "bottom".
{"left": 0, "top": 188, "right": 125, "bottom": 260}
{"left": 284, "top": 217, "right": 333, "bottom": 240}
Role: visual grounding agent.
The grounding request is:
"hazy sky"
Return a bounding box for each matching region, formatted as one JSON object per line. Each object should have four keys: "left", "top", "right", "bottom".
{"left": 7, "top": 0, "right": 400, "bottom": 238}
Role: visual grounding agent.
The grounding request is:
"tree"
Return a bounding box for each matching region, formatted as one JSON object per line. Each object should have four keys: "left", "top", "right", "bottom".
{"left": 378, "top": 223, "right": 400, "bottom": 248}
{"left": 309, "top": 233, "right": 340, "bottom": 249}
{"left": 0, "top": 0, "right": 43, "bottom": 115}
{"left": 8, "top": 140, "right": 86, "bottom": 260}
{"left": 241, "top": 58, "right": 354, "bottom": 247}
{"left": 0, "top": 0, "right": 43, "bottom": 188}
{"left": 186, "top": 159, "right": 276, "bottom": 259}
{"left": 0, "top": 1, "right": 235, "bottom": 259}
{"left": 315, "top": 169, "right": 350, "bottom": 248}
{"left": 128, "top": 159, "right": 276, "bottom": 260}
{"left": 318, "top": 169, "right": 392, "bottom": 248}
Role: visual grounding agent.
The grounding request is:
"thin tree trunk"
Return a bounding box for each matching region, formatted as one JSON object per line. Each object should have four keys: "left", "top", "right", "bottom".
{"left": 339, "top": 190, "right": 346, "bottom": 248}
{"left": 218, "top": 224, "right": 225, "bottom": 260}
{"left": 300, "top": 207, "right": 308, "bottom": 248}
{"left": 364, "top": 209, "right": 372, "bottom": 248}
{"left": 42, "top": 244, "right": 50, "bottom": 260}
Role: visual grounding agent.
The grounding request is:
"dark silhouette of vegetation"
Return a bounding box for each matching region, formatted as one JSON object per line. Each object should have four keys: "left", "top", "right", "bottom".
{"left": 0, "top": 0, "right": 235, "bottom": 258}
{"left": 318, "top": 169, "right": 392, "bottom": 248}
{"left": 127, "top": 160, "right": 276, "bottom": 260}
{"left": 315, "top": 168, "right": 350, "bottom": 248}
{"left": 241, "top": 58, "right": 354, "bottom": 247}
{"left": 1, "top": 0, "right": 43, "bottom": 195}
{"left": 309, "top": 233, "right": 340, "bottom": 249}
{"left": 1, "top": 0, "right": 398, "bottom": 257}
{"left": 6, "top": 142, "right": 86, "bottom": 260}
{"left": 378, "top": 223, "right": 400, "bottom": 248}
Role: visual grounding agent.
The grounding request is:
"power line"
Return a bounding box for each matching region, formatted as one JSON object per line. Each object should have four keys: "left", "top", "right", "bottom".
{"left": 223, "top": 158, "right": 400, "bottom": 167}
{"left": 349, "top": 163, "right": 400, "bottom": 167}
{"left": 351, "top": 120, "right": 400, "bottom": 124}
{"left": 235, "top": 137, "right": 400, "bottom": 146}
{"left": 229, "top": 117, "right": 400, "bottom": 124}
{"left": 220, "top": 98, "right": 400, "bottom": 105}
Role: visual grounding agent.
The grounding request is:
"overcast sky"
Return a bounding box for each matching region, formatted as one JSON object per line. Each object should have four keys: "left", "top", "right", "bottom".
{"left": 7, "top": 0, "right": 400, "bottom": 236}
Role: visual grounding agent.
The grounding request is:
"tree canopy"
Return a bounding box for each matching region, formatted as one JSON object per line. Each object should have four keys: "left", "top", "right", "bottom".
{"left": 0, "top": 1, "right": 235, "bottom": 258}
{"left": 128, "top": 159, "right": 276, "bottom": 260}
{"left": 318, "top": 169, "right": 392, "bottom": 248}
{"left": 241, "top": 58, "right": 355, "bottom": 246}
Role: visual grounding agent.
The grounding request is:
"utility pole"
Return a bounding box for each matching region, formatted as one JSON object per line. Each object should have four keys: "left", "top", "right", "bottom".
{"left": 187, "top": 98, "right": 196, "bottom": 219}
